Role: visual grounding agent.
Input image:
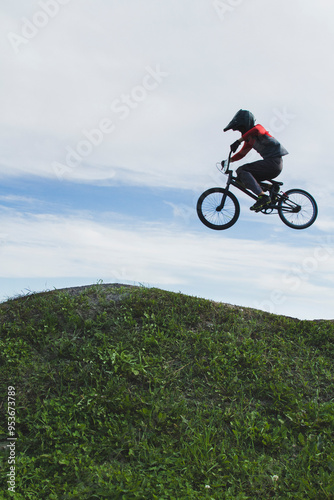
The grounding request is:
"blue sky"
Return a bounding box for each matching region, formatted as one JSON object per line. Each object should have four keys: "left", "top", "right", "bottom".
{"left": 1, "top": 0, "right": 334, "bottom": 319}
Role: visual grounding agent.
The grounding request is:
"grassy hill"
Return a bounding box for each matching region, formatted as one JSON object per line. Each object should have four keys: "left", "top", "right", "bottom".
{"left": 0, "top": 284, "right": 334, "bottom": 499}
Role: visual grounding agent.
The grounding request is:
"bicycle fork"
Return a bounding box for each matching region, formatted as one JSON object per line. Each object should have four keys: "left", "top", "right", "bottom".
{"left": 216, "top": 189, "right": 230, "bottom": 211}
{"left": 216, "top": 172, "right": 235, "bottom": 211}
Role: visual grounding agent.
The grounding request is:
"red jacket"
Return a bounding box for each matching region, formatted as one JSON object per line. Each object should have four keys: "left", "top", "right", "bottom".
{"left": 231, "top": 124, "right": 288, "bottom": 162}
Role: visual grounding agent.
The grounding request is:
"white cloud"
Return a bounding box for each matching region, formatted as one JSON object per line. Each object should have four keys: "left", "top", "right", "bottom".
{"left": 0, "top": 205, "right": 333, "bottom": 319}
{"left": 0, "top": 194, "right": 37, "bottom": 204}
{"left": 1, "top": 1, "right": 334, "bottom": 320}
{"left": 1, "top": 0, "right": 334, "bottom": 191}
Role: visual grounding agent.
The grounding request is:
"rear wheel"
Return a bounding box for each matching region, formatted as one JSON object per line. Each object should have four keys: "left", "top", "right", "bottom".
{"left": 278, "top": 189, "right": 318, "bottom": 229}
{"left": 197, "top": 188, "right": 240, "bottom": 230}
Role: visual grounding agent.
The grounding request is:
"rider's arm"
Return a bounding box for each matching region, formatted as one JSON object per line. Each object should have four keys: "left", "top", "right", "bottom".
{"left": 230, "top": 141, "right": 252, "bottom": 162}
{"left": 230, "top": 124, "right": 268, "bottom": 162}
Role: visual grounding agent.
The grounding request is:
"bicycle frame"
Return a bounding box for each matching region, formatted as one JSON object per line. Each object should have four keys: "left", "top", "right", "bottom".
{"left": 219, "top": 150, "right": 288, "bottom": 212}
{"left": 218, "top": 151, "right": 260, "bottom": 206}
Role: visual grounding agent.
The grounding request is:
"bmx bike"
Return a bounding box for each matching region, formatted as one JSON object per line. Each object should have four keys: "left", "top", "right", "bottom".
{"left": 197, "top": 150, "right": 318, "bottom": 230}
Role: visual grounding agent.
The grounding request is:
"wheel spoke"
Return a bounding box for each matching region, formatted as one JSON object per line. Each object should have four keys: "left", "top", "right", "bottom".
{"left": 197, "top": 188, "right": 240, "bottom": 230}
{"left": 202, "top": 194, "right": 234, "bottom": 225}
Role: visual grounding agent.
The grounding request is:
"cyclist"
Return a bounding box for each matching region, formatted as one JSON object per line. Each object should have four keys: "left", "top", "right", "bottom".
{"left": 223, "top": 109, "right": 288, "bottom": 211}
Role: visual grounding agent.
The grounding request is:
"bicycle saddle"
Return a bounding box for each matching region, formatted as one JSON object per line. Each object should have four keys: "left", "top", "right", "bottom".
{"left": 268, "top": 180, "right": 283, "bottom": 186}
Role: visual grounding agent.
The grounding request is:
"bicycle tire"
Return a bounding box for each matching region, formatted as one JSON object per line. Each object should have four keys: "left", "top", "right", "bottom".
{"left": 278, "top": 188, "right": 318, "bottom": 229}
{"left": 197, "top": 187, "right": 240, "bottom": 230}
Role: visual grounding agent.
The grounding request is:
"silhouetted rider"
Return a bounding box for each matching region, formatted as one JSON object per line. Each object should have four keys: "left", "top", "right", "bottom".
{"left": 224, "top": 109, "right": 288, "bottom": 211}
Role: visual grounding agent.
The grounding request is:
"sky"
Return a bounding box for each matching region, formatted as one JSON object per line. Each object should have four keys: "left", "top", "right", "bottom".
{"left": 0, "top": 0, "right": 334, "bottom": 320}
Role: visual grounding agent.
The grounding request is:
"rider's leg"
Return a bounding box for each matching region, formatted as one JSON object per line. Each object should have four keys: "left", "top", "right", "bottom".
{"left": 236, "top": 157, "right": 283, "bottom": 211}
{"left": 236, "top": 157, "right": 283, "bottom": 195}
{"left": 236, "top": 169, "right": 263, "bottom": 195}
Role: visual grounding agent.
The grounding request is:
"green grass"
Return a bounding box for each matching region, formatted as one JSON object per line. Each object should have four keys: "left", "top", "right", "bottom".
{"left": 0, "top": 284, "right": 334, "bottom": 499}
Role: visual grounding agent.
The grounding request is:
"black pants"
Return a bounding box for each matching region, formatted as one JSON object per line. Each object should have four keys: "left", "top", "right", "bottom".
{"left": 236, "top": 157, "right": 283, "bottom": 196}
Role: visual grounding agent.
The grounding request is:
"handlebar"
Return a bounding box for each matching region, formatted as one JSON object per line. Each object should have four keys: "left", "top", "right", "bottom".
{"left": 219, "top": 150, "right": 233, "bottom": 174}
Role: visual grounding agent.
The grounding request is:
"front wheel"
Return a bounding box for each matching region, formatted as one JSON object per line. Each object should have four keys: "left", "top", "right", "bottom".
{"left": 197, "top": 187, "right": 240, "bottom": 230}
{"left": 278, "top": 189, "right": 318, "bottom": 229}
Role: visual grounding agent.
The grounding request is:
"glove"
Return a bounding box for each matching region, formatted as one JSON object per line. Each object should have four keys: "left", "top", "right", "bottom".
{"left": 230, "top": 140, "right": 240, "bottom": 153}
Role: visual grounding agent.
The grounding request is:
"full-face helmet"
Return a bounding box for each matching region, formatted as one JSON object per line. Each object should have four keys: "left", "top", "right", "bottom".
{"left": 224, "top": 109, "right": 255, "bottom": 134}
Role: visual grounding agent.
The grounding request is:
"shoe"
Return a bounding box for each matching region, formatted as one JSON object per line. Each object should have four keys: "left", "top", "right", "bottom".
{"left": 250, "top": 194, "right": 271, "bottom": 212}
